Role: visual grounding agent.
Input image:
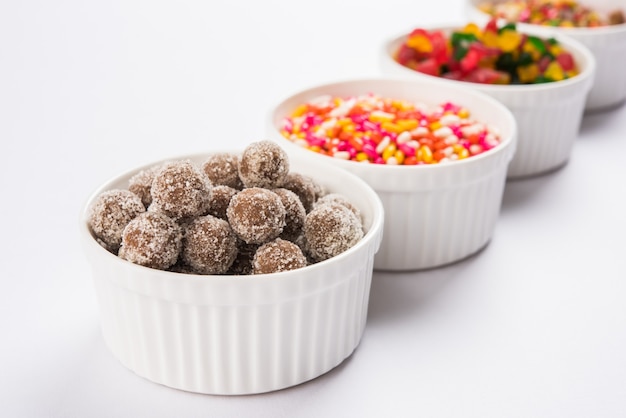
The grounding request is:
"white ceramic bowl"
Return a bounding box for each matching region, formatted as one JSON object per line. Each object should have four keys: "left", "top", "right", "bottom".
{"left": 380, "top": 24, "right": 596, "bottom": 178}
{"left": 80, "top": 151, "right": 384, "bottom": 395}
{"left": 466, "top": 0, "right": 626, "bottom": 111}
{"left": 266, "top": 78, "right": 517, "bottom": 271}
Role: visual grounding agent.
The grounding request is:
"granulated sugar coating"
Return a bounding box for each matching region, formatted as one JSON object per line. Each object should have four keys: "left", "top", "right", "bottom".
{"left": 208, "top": 185, "right": 238, "bottom": 220}
{"left": 119, "top": 211, "right": 182, "bottom": 270}
{"left": 273, "top": 188, "right": 306, "bottom": 242}
{"left": 305, "top": 203, "right": 364, "bottom": 262}
{"left": 128, "top": 164, "right": 162, "bottom": 208}
{"left": 281, "top": 172, "right": 318, "bottom": 213}
{"left": 202, "top": 153, "right": 243, "bottom": 190}
{"left": 253, "top": 238, "right": 308, "bottom": 274}
{"left": 315, "top": 193, "right": 361, "bottom": 221}
{"left": 89, "top": 189, "right": 146, "bottom": 252}
{"left": 151, "top": 160, "right": 212, "bottom": 220}
{"left": 182, "top": 215, "right": 238, "bottom": 274}
{"left": 227, "top": 187, "right": 286, "bottom": 244}
{"left": 238, "top": 140, "right": 289, "bottom": 188}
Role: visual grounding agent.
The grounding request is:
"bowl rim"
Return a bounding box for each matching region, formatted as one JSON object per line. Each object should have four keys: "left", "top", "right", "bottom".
{"left": 381, "top": 22, "right": 597, "bottom": 93}
{"left": 266, "top": 76, "right": 518, "bottom": 174}
{"left": 80, "top": 150, "right": 385, "bottom": 283}
{"left": 466, "top": 0, "right": 626, "bottom": 35}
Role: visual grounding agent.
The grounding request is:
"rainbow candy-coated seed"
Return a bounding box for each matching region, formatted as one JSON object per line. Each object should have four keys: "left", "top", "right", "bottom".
{"left": 479, "top": 0, "right": 625, "bottom": 27}
{"left": 395, "top": 19, "right": 580, "bottom": 85}
{"left": 280, "top": 94, "right": 502, "bottom": 165}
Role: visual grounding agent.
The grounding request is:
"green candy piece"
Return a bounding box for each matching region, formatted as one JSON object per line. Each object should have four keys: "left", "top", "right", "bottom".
{"left": 454, "top": 46, "right": 468, "bottom": 61}
{"left": 533, "top": 76, "right": 553, "bottom": 84}
{"left": 451, "top": 32, "right": 478, "bottom": 48}
{"left": 495, "top": 52, "right": 517, "bottom": 74}
{"left": 527, "top": 36, "right": 546, "bottom": 54}
{"left": 498, "top": 22, "right": 517, "bottom": 33}
{"left": 518, "top": 52, "right": 534, "bottom": 66}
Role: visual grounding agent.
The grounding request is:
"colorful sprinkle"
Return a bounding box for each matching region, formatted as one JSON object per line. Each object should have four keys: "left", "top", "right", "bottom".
{"left": 280, "top": 94, "right": 502, "bottom": 165}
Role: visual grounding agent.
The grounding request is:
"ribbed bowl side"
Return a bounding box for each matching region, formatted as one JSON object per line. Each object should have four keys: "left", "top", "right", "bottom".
{"left": 571, "top": 32, "right": 626, "bottom": 110}
{"left": 372, "top": 157, "right": 509, "bottom": 270}
{"left": 89, "top": 238, "right": 377, "bottom": 395}
{"left": 488, "top": 86, "right": 589, "bottom": 178}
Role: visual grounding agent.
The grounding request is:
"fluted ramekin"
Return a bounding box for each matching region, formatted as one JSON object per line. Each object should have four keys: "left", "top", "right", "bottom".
{"left": 380, "top": 25, "right": 595, "bottom": 178}
{"left": 466, "top": 0, "right": 626, "bottom": 111}
{"left": 267, "top": 78, "right": 517, "bottom": 271}
{"left": 80, "top": 152, "right": 384, "bottom": 395}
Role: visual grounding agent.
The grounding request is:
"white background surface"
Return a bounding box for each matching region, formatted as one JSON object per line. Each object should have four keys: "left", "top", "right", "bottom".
{"left": 1, "top": 1, "right": 625, "bottom": 417}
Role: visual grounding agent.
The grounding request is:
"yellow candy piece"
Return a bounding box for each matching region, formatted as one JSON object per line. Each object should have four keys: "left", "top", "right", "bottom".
{"left": 394, "top": 150, "right": 406, "bottom": 165}
{"left": 309, "top": 145, "right": 322, "bottom": 153}
{"left": 550, "top": 45, "right": 563, "bottom": 56}
{"left": 523, "top": 42, "right": 541, "bottom": 61}
{"left": 498, "top": 30, "right": 522, "bottom": 53}
{"left": 544, "top": 61, "right": 565, "bottom": 81}
{"left": 356, "top": 152, "right": 369, "bottom": 162}
{"left": 458, "top": 149, "right": 470, "bottom": 159}
{"left": 396, "top": 119, "right": 419, "bottom": 131}
{"left": 430, "top": 121, "right": 442, "bottom": 131}
{"left": 381, "top": 121, "right": 401, "bottom": 133}
{"left": 369, "top": 111, "right": 395, "bottom": 123}
{"left": 517, "top": 64, "right": 540, "bottom": 83}
{"left": 420, "top": 145, "right": 433, "bottom": 163}
{"left": 482, "top": 30, "right": 499, "bottom": 48}
{"left": 382, "top": 144, "right": 398, "bottom": 161}
{"left": 462, "top": 23, "right": 482, "bottom": 39}
{"left": 457, "top": 108, "right": 470, "bottom": 119}
{"left": 407, "top": 34, "right": 433, "bottom": 53}
{"left": 452, "top": 144, "right": 465, "bottom": 154}
{"left": 342, "top": 124, "right": 356, "bottom": 133}
{"left": 391, "top": 100, "right": 413, "bottom": 111}
{"left": 337, "top": 118, "right": 352, "bottom": 127}
{"left": 291, "top": 104, "right": 308, "bottom": 117}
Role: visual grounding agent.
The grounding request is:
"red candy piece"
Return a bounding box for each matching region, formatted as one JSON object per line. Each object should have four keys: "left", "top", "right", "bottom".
{"left": 416, "top": 58, "right": 440, "bottom": 76}
{"left": 463, "top": 67, "right": 509, "bottom": 84}
{"left": 557, "top": 53, "right": 575, "bottom": 71}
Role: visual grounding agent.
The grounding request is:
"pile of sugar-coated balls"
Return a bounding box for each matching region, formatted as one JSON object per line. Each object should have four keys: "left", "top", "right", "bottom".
{"left": 88, "top": 141, "right": 364, "bottom": 275}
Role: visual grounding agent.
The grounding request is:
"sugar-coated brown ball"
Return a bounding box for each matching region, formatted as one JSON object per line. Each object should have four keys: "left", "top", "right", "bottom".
{"left": 315, "top": 193, "right": 361, "bottom": 221}
{"left": 202, "top": 153, "right": 243, "bottom": 190}
{"left": 207, "top": 185, "right": 238, "bottom": 220}
{"left": 281, "top": 172, "right": 318, "bottom": 212}
{"left": 181, "top": 215, "right": 238, "bottom": 275}
{"left": 119, "top": 211, "right": 182, "bottom": 270}
{"left": 227, "top": 187, "right": 286, "bottom": 244}
{"left": 89, "top": 189, "right": 146, "bottom": 252}
{"left": 304, "top": 203, "right": 363, "bottom": 262}
{"left": 238, "top": 141, "right": 289, "bottom": 188}
{"left": 273, "top": 188, "right": 306, "bottom": 242}
{"left": 151, "top": 160, "right": 212, "bottom": 220}
{"left": 253, "top": 238, "right": 307, "bottom": 274}
{"left": 128, "top": 164, "right": 162, "bottom": 208}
